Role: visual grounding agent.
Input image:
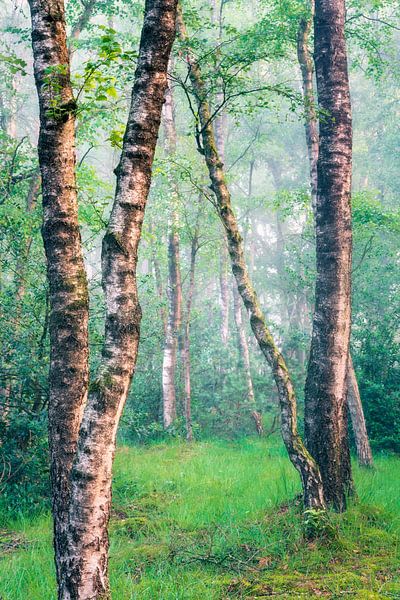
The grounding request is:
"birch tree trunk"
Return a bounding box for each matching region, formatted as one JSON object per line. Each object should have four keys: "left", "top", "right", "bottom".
{"left": 14, "top": 171, "right": 41, "bottom": 320}
{"left": 232, "top": 283, "right": 255, "bottom": 404}
{"left": 216, "top": 108, "right": 229, "bottom": 350}
{"left": 60, "top": 2, "right": 178, "bottom": 597}
{"left": 162, "top": 70, "right": 182, "bottom": 429}
{"left": 28, "top": 0, "right": 89, "bottom": 586}
{"left": 304, "top": 0, "right": 354, "bottom": 510}
{"left": 149, "top": 221, "right": 167, "bottom": 334}
{"left": 181, "top": 220, "right": 200, "bottom": 442}
{"left": 219, "top": 240, "right": 230, "bottom": 345}
{"left": 215, "top": 113, "right": 229, "bottom": 348}
{"left": 297, "top": 5, "right": 319, "bottom": 213}
{"left": 177, "top": 6, "right": 325, "bottom": 512}
{"left": 232, "top": 281, "right": 263, "bottom": 436}
{"left": 212, "top": 0, "right": 230, "bottom": 347}
{"left": 297, "top": 6, "right": 373, "bottom": 470}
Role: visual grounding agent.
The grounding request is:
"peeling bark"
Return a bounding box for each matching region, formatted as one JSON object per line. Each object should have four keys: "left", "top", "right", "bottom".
{"left": 60, "top": 2, "right": 178, "bottom": 598}
{"left": 304, "top": 0, "right": 354, "bottom": 510}
{"left": 162, "top": 71, "right": 182, "bottom": 429}
{"left": 177, "top": 6, "right": 325, "bottom": 511}
{"left": 28, "top": 0, "right": 89, "bottom": 587}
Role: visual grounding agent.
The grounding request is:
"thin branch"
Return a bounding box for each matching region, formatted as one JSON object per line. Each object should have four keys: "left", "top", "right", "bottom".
{"left": 346, "top": 13, "right": 400, "bottom": 31}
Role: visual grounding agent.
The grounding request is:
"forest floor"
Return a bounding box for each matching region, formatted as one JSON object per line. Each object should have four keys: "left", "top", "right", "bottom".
{"left": 0, "top": 438, "right": 400, "bottom": 599}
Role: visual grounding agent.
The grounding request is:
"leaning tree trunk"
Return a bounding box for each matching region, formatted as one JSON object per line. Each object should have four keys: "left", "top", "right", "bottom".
{"left": 28, "top": 0, "right": 89, "bottom": 587}
{"left": 177, "top": 6, "right": 325, "bottom": 512}
{"left": 347, "top": 355, "right": 373, "bottom": 467}
{"left": 304, "top": 0, "right": 354, "bottom": 511}
{"left": 297, "top": 5, "right": 372, "bottom": 470}
{"left": 61, "top": 2, "right": 178, "bottom": 598}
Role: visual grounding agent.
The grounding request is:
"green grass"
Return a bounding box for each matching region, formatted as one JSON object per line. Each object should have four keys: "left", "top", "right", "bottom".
{"left": 1, "top": 437, "right": 400, "bottom": 599}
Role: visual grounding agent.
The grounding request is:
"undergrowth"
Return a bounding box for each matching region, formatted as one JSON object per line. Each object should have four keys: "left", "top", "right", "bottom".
{"left": 0, "top": 438, "right": 399, "bottom": 599}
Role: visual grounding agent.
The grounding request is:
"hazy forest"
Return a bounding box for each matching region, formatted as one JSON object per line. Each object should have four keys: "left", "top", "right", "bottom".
{"left": 0, "top": 0, "right": 400, "bottom": 597}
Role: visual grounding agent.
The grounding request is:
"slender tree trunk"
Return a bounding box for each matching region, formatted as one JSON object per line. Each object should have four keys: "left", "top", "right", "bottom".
{"left": 162, "top": 69, "right": 182, "bottom": 429}
{"left": 7, "top": 76, "right": 17, "bottom": 138}
{"left": 267, "top": 158, "right": 292, "bottom": 329}
{"left": 232, "top": 282, "right": 263, "bottom": 436}
{"left": 61, "top": 3, "right": 177, "bottom": 597}
{"left": 216, "top": 112, "right": 229, "bottom": 347}
{"left": 297, "top": 5, "right": 319, "bottom": 213}
{"left": 163, "top": 214, "right": 182, "bottom": 428}
{"left": 304, "top": 0, "right": 354, "bottom": 511}
{"left": 69, "top": 0, "right": 96, "bottom": 49}
{"left": 297, "top": 6, "right": 372, "bottom": 471}
{"left": 212, "top": 0, "right": 230, "bottom": 347}
{"left": 28, "top": 0, "right": 90, "bottom": 587}
{"left": 149, "top": 221, "right": 167, "bottom": 334}
{"left": 15, "top": 172, "right": 41, "bottom": 317}
{"left": 177, "top": 6, "right": 325, "bottom": 511}
{"left": 232, "top": 283, "right": 255, "bottom": 404}
{"left": 0, "top": 382, "right": 11, "bottom": 436}
{"left": 219, "top": 240, "right": 229, "bottom": 345}
{"left": 181, "top": 218, "right": 200, "bottom": 442}
{"left": 347, "top": 355, "right": 373, "bottom": 467}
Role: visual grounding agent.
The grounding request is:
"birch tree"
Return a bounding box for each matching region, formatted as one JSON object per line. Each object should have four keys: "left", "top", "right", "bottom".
{"left": 297, "top": 3, "right": 373, "bottom": 470}
{"left": 29, "top": 0, "right": 178, "bottom": 596}
{"left": 162, "top": 73, "right": 183, "bottom": 429}
{"left": 304, "top": 0, "right": 354, "bottom": 510}
{"left": 28, "top": 0, "right": 90, "bottom": 585}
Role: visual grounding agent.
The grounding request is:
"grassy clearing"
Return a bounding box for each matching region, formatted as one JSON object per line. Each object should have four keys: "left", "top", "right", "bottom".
{"left": 1, "top": 438, "right": 400, "bottom": 599}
